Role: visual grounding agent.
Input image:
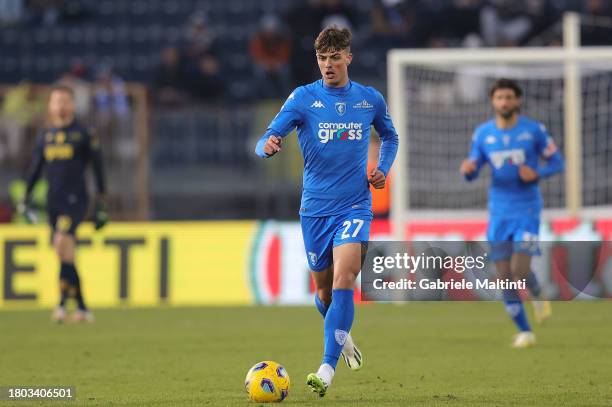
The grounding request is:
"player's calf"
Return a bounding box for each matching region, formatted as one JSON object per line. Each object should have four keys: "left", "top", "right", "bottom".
{"left": 509, "top": 252, "right": 532, "bottom": 281}
{"left": 313, "top": 294, "right": 363, "bottom": 371}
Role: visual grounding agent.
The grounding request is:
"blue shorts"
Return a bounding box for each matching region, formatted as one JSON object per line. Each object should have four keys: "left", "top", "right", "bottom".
{"left": 300, "top": 208, "right": 372, "bottom": 272}
{"left": 487, "top": 215, "right": 540, "bottom": 261}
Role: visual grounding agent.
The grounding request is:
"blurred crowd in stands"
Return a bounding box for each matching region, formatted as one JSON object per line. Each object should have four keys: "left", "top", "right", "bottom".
{"left": 1, "top": 0, "right": 611, "bottom": 106}
{"left": 0, "top": 0, "right": 611, "bottom": 219}
{"left": 150, "top": 0, "right": 612, "bottom": 104}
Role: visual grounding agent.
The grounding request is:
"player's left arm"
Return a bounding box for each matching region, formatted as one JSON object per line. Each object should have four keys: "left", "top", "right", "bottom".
{"left": 86, "top": 128, "right": 108, "bottom": 229}
{"left": 371, "top": 90, "right": 399, "bottom": 189}
{"left": 86, "top": 128, "right": 106, "bottom": 195}
{"left": 532, "top": 124, "right": 565, "bottom": 179}
{"left": 24, "top": 134, "right": 45, "bottom": 203}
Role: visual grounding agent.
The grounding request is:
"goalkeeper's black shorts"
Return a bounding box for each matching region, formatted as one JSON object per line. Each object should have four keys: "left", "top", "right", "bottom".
{"left": 48, "top": 200, "right": 88, "bottom": 236}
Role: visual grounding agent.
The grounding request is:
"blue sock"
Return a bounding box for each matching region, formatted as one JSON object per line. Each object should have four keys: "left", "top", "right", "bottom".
{"left": 315, "top": 295, "right": 329, "bottom": 318}
{"left": 322, "top": 289, "right": 354, "bottom": 369}
{"left": 525, "top": 271, "right": 541, "bottom": 298}
{"left": 503, "top": 289, "right": 531, "bottom": 332}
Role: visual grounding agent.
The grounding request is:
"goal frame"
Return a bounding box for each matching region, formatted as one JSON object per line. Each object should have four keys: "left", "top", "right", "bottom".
{"left": 387, "top": 13, "right": 612, "bottom": 240}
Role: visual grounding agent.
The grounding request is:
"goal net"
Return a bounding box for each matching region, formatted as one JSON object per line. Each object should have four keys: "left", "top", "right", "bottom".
{"left": 388, "top": 44, "right": 612, "bottom": 238}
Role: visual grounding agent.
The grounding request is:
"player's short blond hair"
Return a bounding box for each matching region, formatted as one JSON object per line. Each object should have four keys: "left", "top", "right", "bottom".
{"left": 314, "top": 26, "right": 352, "bottom": 54}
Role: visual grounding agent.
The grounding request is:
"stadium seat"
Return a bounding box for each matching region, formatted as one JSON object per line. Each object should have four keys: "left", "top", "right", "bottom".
{"left": 0, "top": 0, "right": 379, "bottom": 84}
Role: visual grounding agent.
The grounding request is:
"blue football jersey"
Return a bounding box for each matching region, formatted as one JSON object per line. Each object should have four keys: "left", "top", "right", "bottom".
{"left": 256, "top": 79, "right": 399, "bottom": 217}
{"left": 466, "top": 115, "right": 564, "bottom": 217}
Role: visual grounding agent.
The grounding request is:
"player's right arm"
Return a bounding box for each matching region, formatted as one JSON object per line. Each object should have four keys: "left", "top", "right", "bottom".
{"left": 460, "top": 129, "right": 486, "bottom": 181}
{"left": 24, "top": 134, "right": 45, "bottom": 202}
{"left": 255, "top": 89, "right": 303, "bottom": 158}
{"left": 19, "top": 134, "right": 45, "bottom": 222}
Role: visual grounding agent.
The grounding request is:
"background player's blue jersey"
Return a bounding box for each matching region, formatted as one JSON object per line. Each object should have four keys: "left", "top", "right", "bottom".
{"left": 466, "top": 115, "right": 564, "bottom": 217}
{"left": 256, "top": 79, "right": 398, "bottom": 217}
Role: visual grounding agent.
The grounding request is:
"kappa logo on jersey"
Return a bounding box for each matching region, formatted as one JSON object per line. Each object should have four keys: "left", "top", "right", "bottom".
{"left": 489, "top": 149, "right": 526, "bottom": 169}
{"left": 318, "top": 122, "right": 363, "bottom": 143}
{"left": 335, "top": 102, "right": 346, "bottom": 116}
{"left": 353, "top": 99, "right": 373, "bottom": 109}
{"left": 311, "top": 100, "right": 325, "bottom": 108}
{"left": 485, "top": 135, "right": 496, "bottom": 144}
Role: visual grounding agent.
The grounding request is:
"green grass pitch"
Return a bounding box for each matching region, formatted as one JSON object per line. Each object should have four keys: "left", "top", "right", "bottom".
{"left": 1, "top": 302, "right": 611, "bottom": 406}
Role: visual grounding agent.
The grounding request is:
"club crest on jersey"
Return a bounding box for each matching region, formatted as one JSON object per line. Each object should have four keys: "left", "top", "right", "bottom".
{"left": 335, "top": 102, "right": 346, "bottom": 116}
{"left": 56, "top": 131, "right": 66, "bottom": 144}
{"left": 502, "top": 135, "right": 510, "bottom": 146}
{"left": 308, "top": 252, "right": 318, "bottom": 266}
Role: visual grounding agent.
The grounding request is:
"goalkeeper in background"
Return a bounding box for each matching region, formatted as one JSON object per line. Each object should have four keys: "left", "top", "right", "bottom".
{"left": 20, "top": 85, "right": 107, "bottom": 323}
{"left": 460, "top": 78, "right": 564, "bottom": 348}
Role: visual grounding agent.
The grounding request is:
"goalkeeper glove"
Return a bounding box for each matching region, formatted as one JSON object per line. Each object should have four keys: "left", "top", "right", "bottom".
{"left": 94, "top": 198, "right": 108, "bottom": 230}
{"left": 17, "top": 199, "right": 38, "bottom": 224}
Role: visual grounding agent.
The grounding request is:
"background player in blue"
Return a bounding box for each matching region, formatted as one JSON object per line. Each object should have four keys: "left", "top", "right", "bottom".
{"left": 20, "top": 85, "right": 107, "bottom": 323}
{"left": 255, "top": 27, "right": 398, "bottom": 396}
{"left": 460, "top": 79, "right": 564, "bottom": 348}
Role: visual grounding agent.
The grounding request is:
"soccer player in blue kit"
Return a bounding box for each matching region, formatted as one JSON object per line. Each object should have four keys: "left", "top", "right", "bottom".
{"left": 255, "top": 27, "right": 398, "bottom": 396}
{"left": 460, "top": 79, "right": 564, "bottom": 348}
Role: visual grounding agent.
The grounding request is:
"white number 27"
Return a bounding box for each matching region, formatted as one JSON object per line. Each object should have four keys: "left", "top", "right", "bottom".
{"left": 340, "top": 219, "right": 364, "bottom": 239}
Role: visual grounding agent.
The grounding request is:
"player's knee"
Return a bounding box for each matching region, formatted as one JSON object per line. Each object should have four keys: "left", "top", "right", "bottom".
{"left": 54, "top": 233, "right": 75, "bottom": 262}
{"left": 59, "top": 279, "right": 69, "bottom": 291}
{"left": 316, "top": 289, "right": 332, "bottom": 307}
{"left": 495, "top": 261, "right": 511, "bottom": 279}
{"left": 333, "top": 270, "right": 358, "bottom": 289}
{"left": 510, "top": 265, "right": 528, "bottom": 281}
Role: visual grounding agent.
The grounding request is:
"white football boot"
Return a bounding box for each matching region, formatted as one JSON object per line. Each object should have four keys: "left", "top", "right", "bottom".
{"left": 511, "top": 331, "right": 536, "bottom": 348}
{"left": 340, "top": 333, "right": 363, "bottom": 370}
{"left": 51, "top": 306, "right": 67, "bottom": 323}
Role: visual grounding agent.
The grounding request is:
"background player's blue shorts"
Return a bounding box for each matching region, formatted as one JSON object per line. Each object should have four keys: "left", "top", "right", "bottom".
{"left": 301, "top": 208, "right": 372, "bottom": 272}
{"left": 487, "top": 215, "right": 540, "bottom": 261}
